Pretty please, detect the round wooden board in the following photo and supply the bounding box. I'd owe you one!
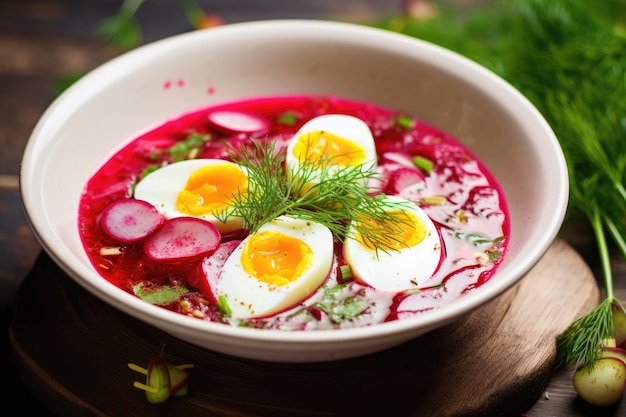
[10,239,599,417]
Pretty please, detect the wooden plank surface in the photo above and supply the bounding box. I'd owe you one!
[9,239,599,417]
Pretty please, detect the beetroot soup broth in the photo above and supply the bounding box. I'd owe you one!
[78,95,510,330]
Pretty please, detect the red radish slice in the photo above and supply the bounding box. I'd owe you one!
[384,167,425,195]
[99,199,165,243]
[198,239,241,301]
[602,346,626,364]
[380,152,417,168]
[144,217,221,262]
[207,110,270,136]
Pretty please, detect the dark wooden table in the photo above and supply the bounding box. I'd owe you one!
[2,1,625,416]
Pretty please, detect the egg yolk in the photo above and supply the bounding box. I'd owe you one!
[355,210,426,252]
[241,231,314,286]
[176,163,247,216]
[292,130,366,166]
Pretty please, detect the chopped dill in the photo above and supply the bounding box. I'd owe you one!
[168,131,211,161]
[277,111,300,126]
[217,294,232,317]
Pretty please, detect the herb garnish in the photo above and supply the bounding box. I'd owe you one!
[133,283,188,305]
[277,111,301,126]
[167,131,211,162]
[315,284,370,323]
[219,139,414,250]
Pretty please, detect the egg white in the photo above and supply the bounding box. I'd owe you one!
[343,196,443,293]
[285,114,378,191]
[216,216,334,319]
[133,159,246,233]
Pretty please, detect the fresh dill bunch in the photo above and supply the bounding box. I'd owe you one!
[220,139,413,249]
[497,0,626,368]
[375,0,626,369]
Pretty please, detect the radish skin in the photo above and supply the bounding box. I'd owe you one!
[144,217,221,262]
[198,240,240,301]
[384,167,425,195]
[601,347,626,365]
[573,357,626,406]
[207,110,270,136]
[100,199,165,243]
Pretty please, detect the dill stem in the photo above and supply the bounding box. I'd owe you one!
[591,204,615,301]
[616,182,626,204]
[606,217,626,267]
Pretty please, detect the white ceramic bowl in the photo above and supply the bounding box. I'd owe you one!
[20,20,568,362]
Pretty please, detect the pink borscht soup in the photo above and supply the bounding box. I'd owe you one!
[78,95,509,330]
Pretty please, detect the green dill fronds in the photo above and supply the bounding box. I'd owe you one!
[555,298,614,370]
[219,139,414,249]
[375,0,626,371]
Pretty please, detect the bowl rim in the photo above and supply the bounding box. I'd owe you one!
[20,19,569,347]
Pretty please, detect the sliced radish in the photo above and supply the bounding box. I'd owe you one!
[602,347,626,364]
[144,217,221,262]
[198,239,241,301]
[380,152,417,168]
[99,199,165,243]
[384,167,425,195]
[573,357,626,406]
[206,110,270,136]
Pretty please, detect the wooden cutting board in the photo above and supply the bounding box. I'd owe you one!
[9,239,599,417]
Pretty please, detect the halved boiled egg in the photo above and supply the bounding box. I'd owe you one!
[133,159,247,234]
[216,216,333,319]
[343,196,443,292]
[285,114,377,191]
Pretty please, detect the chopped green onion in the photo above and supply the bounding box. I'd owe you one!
[168,131,211,161]
[218,294,232,316]
[277,111,300,126]
[184,131,211,147]
[413,155,434,173]
[133,283,188,305]
[140,165,159,180]
[339,264,353,282]
[395,115,415,129]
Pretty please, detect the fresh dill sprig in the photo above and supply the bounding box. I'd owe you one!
[555,204,619,370]
[555,299,614,370]
[219,139,413,249]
